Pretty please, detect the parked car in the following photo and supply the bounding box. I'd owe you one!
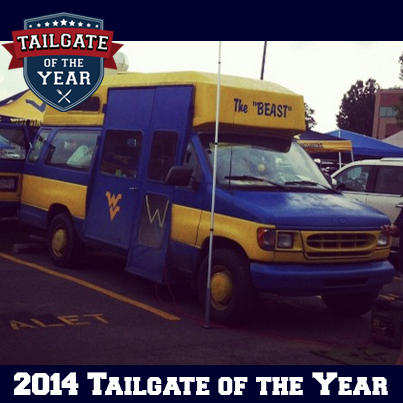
[332,158,403,263]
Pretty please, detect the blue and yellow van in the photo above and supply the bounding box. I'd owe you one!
[0,89,44,217]
[0,122,36,217]
[18,71,395,323]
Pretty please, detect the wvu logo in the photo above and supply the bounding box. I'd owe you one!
[105,191,122,221]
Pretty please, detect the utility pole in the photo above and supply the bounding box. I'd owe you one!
[260,41,267,80]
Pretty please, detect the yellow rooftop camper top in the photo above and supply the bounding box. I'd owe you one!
[43,71,305,133]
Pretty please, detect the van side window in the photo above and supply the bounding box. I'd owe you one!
[100,130,142,178]
[28,129,51,162]
[335,165,370,191]
[374,166,403,195]
[45,130,99,170]
[0,126,27,160]
[147,131,178,182]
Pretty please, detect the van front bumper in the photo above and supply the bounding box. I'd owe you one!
[250,260,395,296]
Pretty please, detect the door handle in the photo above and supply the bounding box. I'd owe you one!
[129,187,138,191]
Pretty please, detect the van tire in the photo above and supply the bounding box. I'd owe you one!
[321,291,378,317]
[47,213,81,268]
[197,249,257,324]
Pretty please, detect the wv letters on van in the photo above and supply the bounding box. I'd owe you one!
[3,12,123,112]
[105,191,122,221]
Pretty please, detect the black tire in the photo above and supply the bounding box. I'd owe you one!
[321,291,379,317]
[47,213,81,268]
[197,248,257,324]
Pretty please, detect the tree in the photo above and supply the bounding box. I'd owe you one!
[336,78,379,136]
[394,98,403,129]
[393,51,403,129]
[399,51,403,81]
[304,103,317,131]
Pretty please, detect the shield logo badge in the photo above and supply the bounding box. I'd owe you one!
[4,12,122,112]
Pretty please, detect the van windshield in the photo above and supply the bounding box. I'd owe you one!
[200,132,331,190]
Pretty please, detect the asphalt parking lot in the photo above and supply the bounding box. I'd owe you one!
[1,218,402,365]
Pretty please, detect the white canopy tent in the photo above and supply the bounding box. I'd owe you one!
[382,130,403,147]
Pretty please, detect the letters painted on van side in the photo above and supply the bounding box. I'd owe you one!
[105,191,122,221]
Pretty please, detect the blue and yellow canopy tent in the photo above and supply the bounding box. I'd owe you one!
[296,130,354,168]
[326,129,403,159]
[297,130,353,154]
[0,89,45,126]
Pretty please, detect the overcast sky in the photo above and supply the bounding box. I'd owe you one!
[1,41,402,133]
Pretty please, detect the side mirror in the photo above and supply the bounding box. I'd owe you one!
[336,182,346,191]
[165,166,193,186]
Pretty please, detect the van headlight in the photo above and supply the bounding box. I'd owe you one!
[377,232,389,247]
[257,229,295,251]
[277,232,294,249]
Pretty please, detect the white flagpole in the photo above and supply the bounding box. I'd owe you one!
[204,41,221,329]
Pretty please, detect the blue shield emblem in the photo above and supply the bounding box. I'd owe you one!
[22,13,105,112]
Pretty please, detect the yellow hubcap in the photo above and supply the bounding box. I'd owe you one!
[52,228,67,257]
[211,269,233,310]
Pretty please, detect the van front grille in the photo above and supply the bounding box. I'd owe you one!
[304,232,376,260]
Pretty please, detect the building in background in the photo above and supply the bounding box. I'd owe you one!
[372,88,403,140]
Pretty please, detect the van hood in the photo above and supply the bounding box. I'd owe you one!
[222,190,390,230]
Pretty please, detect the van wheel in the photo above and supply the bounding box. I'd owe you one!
[47,213,81,268]
[197,249,257,324]
[321,291,378,317]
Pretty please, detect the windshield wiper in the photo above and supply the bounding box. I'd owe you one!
[285,180,333,191]
[224,175,289,190]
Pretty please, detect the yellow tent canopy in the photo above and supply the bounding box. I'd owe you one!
[297,139,353,153]
[0,90,45,126]
[295,130,353,154]
[295,131,354,170]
